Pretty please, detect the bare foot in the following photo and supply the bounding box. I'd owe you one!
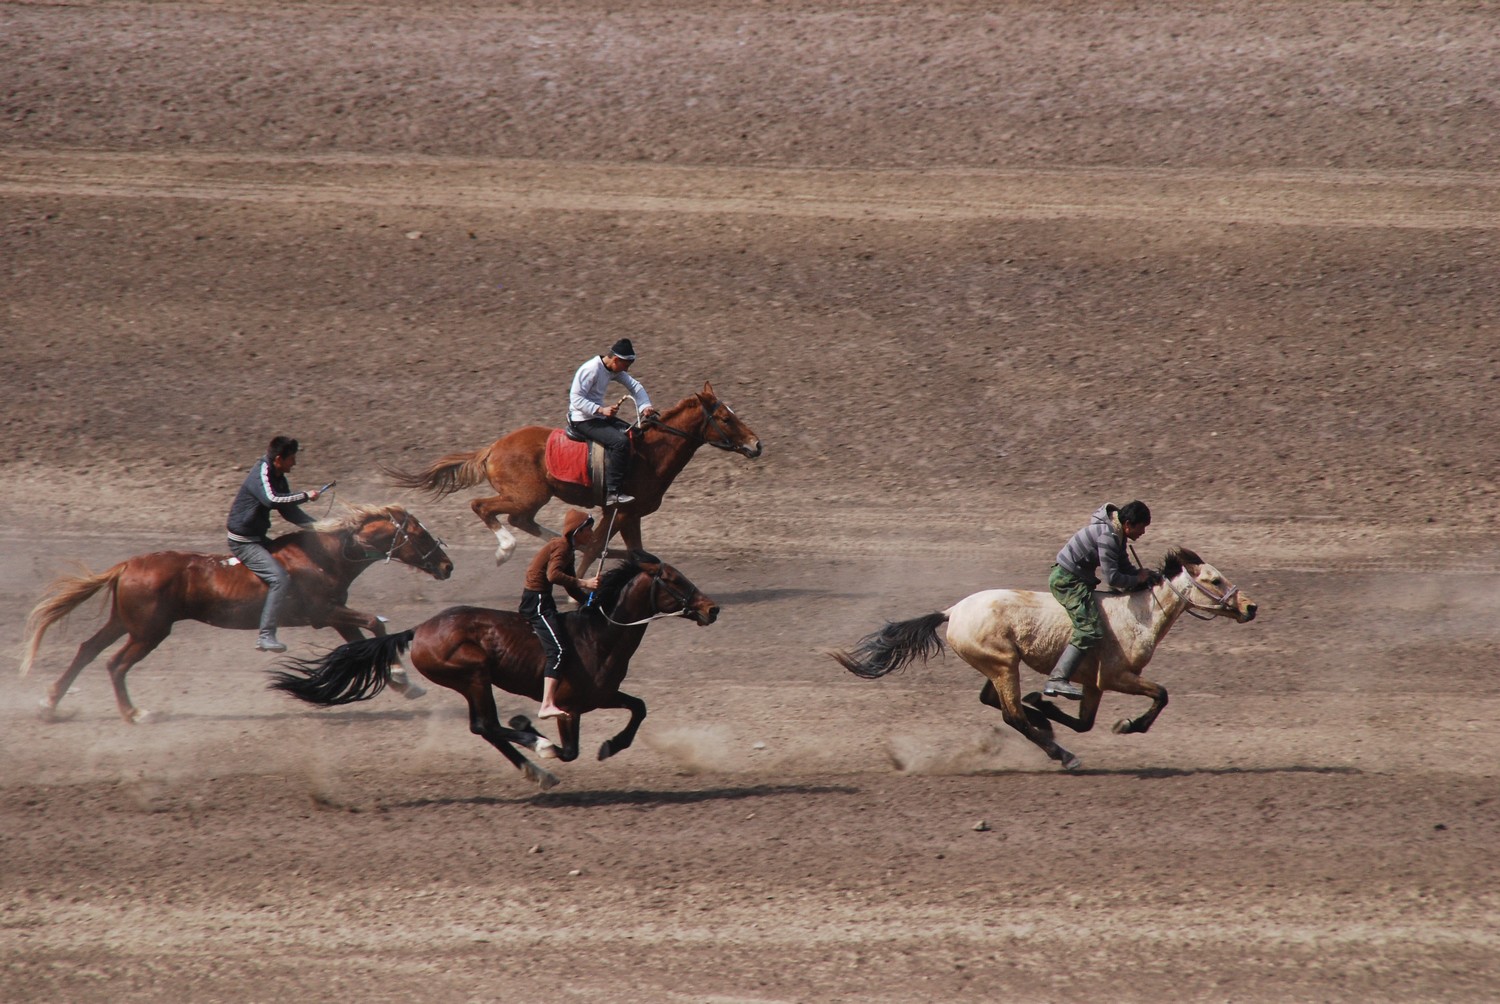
[537,705,570,720]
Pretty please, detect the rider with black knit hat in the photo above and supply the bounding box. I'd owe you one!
[1043,500,1162,700]
[567,338,658,506]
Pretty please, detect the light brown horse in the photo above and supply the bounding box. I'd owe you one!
[21,504,454,723]
[831,546,1258,771]
[384,382,761,567]
[269,551,719,791]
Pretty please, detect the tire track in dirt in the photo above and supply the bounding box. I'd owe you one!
[4,150,1499,230]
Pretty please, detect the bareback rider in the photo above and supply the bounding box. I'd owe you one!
[567,338,658,506]
[226,435,324,653]
[520,509,600,720]
[1043,499,1161,700]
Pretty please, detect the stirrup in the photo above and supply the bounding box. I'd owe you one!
[1043,678,1084,700]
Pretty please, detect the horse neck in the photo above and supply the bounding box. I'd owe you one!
[640,403,705,482]
[305,524,378,586]
[571,606,649,684]
[1105,583,1186,658]
[1143,578,1191,644]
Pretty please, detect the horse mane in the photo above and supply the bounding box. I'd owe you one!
[307,503,406,534]
[592,550,661,612]
[1161,546,1203,579]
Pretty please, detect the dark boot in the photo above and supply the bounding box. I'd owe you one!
[1043,644,1088,700]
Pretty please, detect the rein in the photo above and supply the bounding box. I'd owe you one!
[640,399,740,452]
[598,571,696,627]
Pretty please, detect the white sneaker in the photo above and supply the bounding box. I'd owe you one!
[605,492,635,505]
[256,635,288,653]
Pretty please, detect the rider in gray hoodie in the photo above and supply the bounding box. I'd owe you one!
[1044,500,1160,699]
[226,436,324,653]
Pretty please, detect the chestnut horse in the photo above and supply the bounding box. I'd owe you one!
[830,546,1258,771]
[269,552,719,790]
[384,382,761,567]
[21,504,454,723]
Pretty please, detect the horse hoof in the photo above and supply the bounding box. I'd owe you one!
[1060,753,1083,772]
[36,700,59,723]
[535,737,560,760]
[127,708,154,725]
[597,740,614,761]
[400,683,427,701]
[525,763,561,790]
[508,714,533,732]
[1112,719,1132,735]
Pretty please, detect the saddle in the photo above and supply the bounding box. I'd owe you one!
[545,429,609,506]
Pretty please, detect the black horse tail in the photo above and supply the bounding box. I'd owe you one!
[829,612,949,679]
[267,629,415,705]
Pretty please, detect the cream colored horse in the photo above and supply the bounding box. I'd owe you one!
[831,546,1258,771]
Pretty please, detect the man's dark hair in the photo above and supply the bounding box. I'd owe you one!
[1119,500,1151,526]
[267,436,300,461]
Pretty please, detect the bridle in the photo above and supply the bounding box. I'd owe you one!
[345,511,446,569]
[640,398,744,453]
[599,569,699,626]
[1168,573,1242,620]
[1132,543,1240,621]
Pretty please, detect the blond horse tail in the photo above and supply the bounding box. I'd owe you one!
[382,446,492,498]
[20,563,126,677]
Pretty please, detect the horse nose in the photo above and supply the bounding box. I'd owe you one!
[746,441,762,458]
[702,603,720,624]
[437,561,454,580]
[1242,603,1257,622]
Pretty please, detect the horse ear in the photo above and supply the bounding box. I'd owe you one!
[701,380,714,397]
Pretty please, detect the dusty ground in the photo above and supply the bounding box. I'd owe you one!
[4,1,1500,1001]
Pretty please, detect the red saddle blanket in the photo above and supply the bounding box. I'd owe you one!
[545,429,592,487]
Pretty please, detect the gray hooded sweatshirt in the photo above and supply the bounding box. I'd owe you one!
[1055,503,1144,591]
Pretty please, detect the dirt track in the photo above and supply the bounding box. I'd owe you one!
[4,2,1500,1001]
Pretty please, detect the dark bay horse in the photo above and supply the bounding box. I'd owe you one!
[269,552,719,791]
[383,382,761,567]
[830,547,1258,771]
[21,504,454,723]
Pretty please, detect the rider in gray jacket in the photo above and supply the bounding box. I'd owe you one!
[1044,500,1159,699]
[226,436,324,653]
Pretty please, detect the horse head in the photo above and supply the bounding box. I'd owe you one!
[597,551,720,626]
[352,505,455,580]
[1162,546,1257,622]
[692,381,762,458]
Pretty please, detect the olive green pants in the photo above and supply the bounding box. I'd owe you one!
[1049,564,1104,651]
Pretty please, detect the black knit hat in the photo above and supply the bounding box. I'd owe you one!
[608,338,636,360]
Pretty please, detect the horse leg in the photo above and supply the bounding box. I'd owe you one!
[1106,671,1169,735]
[982,680,1053,739]
[39,619,127,721]
[962,654,1082,771]
[104,630,170,724]
[613,513,643,557]
[470,496,524,565]
[593,692,647,760]
[459,677,559,790]
[1021,689,1102,735]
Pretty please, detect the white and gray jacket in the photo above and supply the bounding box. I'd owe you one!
[568,355,653,424]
